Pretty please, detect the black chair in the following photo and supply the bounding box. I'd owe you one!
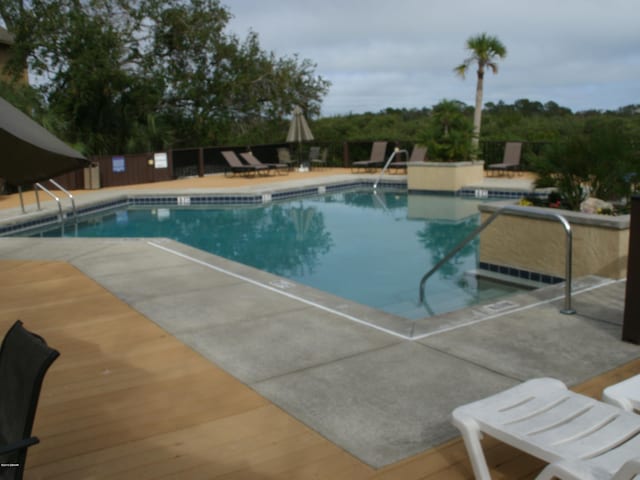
[0,320,59,480]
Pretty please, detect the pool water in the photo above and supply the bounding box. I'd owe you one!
[34,190,523,319]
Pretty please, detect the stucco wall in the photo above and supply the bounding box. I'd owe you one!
[479,203,630,280]
[407,161,485,192]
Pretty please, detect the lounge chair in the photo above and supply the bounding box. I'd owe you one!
[452,377,640,480]
[240,152,288,175]
[1,320,59,479]
[221,150,268,177]
[309,146,328,170]
[487,141,522,176]
[351,141,388,172]
[389,145,427,172]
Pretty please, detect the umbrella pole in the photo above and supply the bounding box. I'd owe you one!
[18,186,25,213]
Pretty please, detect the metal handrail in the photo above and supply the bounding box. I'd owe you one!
[48,178,77,219]
[419,205,576,315]
[373,148,409,190]
[34,183,63,222]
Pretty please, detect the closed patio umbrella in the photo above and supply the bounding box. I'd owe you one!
[0,96,88,186]
[286,105,314,166]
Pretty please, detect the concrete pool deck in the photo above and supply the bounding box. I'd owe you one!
[1,170,639,469]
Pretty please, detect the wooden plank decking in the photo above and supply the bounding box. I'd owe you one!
[2,258,640,479]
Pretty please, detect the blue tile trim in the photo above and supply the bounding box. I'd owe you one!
[407,189,457,196]
[478,261,564,284]
[0,214,61,235]
[458,188,548,199]
[409,188,547,199]
[77,198,129,214]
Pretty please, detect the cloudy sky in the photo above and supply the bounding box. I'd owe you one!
[225,0,639,117]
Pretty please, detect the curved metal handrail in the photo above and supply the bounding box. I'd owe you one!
[419,204,575,315]
[373,148,409,190]
[34,182,63,221]
[48,178,77,219]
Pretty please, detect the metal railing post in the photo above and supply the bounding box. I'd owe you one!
[18,186,26,213]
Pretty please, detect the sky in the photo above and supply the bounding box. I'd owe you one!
[224,0,640,117]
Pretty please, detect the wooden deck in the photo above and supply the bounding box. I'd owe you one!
[2,258,640,479]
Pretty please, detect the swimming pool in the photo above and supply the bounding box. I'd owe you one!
[29,189,525,320]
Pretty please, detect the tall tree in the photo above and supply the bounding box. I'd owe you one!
[454,32,507,154]
[0,0,330,153]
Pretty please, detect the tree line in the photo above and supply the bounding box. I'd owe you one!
[313,101,640,146]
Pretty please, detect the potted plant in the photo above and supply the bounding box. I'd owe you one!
[408,99,484,192]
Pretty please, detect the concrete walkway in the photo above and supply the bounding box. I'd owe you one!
[1,171,638,468]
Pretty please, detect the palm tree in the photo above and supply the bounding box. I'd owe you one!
[454,33,507,155]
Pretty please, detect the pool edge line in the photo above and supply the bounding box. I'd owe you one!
[146,240,413,341]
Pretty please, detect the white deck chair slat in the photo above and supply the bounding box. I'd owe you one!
[495,395,605,436]
[531,406,630,447]
[553,412,640,459]
[583,432,640,476]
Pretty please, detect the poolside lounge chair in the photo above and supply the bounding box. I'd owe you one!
[242,151,289,175]
[221,150,268,177]
[1,320,59,480]
[487,141,522,176]
[240,152,288,175]
[389,145,427,173]
[351,141,388,172]
[452,377,640,480]
[309,146,328,170]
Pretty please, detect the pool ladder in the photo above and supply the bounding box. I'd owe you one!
[32,179,77,224]
[419,205,576,315]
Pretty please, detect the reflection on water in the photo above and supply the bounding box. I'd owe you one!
[32,190,521,320]
[417,217,478,279]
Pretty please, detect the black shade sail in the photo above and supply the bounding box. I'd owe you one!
[0,96,88,185]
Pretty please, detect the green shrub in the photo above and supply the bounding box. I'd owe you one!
[420,99,475,161]
[532,118,639,210]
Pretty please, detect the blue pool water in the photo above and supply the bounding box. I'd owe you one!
[33,190,523,319]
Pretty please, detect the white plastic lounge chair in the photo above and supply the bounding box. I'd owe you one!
[603,374,640,411]
[452,377,640,480]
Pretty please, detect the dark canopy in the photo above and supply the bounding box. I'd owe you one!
[0,97,88,185]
